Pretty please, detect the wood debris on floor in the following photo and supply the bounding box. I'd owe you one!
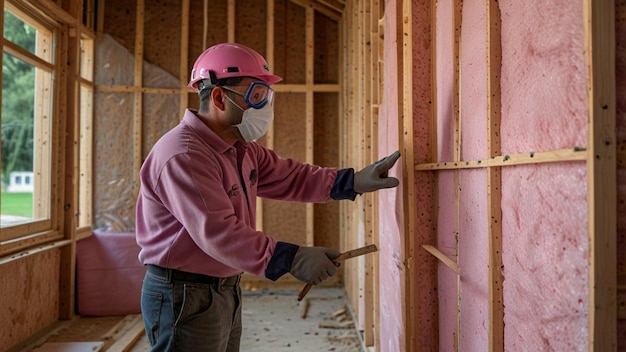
[10,287,362,352]
[240,287,362,351]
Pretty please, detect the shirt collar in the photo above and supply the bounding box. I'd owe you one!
[182,109,234,154]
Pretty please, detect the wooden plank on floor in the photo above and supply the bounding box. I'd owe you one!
[106,315,145,352]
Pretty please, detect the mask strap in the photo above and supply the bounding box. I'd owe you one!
[225,93,246,112]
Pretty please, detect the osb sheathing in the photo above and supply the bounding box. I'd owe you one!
[263,93,307,245]
[274,1,306,84]
[314,13,340,84]
[94,0,340,253]
[314,93,340,249]
[0,249,60,348]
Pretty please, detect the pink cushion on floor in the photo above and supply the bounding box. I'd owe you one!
[76,231,145,316]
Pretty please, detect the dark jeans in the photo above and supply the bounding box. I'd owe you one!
[141,265,242,352]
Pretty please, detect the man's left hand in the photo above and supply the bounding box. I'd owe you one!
[354,150,401,193]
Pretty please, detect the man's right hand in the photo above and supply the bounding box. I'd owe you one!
[289,247,341,285]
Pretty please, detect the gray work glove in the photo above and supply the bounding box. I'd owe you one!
[290,247,341,285]
[354,151,401,194]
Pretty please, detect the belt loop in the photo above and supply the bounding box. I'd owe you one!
[166,267,173,283]
[218,277,226,291]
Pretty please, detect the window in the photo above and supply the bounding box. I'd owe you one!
[1,3,57,239]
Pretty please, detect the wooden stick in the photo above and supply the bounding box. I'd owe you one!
[297,244,378,301]
[299,298,310,319]
[421,245,460,274]
[414,147,587,171]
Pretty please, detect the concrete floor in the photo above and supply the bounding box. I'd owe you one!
[239,287,362,352]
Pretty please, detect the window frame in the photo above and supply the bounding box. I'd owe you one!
[1,1,64,254]
[76,32,94,237]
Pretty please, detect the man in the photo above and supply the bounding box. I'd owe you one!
[136,42,400,351]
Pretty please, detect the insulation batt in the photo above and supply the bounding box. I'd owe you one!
[434,0,590,350]
[500,1,589,349]
[500,2,587,153]
[502,163,588,351]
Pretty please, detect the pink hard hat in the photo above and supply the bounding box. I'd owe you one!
[188,43,282,90]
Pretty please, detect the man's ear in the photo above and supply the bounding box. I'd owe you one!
[211,87,227,111]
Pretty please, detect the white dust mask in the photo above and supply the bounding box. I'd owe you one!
[227,95,274,142]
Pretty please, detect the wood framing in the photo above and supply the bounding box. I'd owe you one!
[453,1,462,348]
[363,0,381,346]
[59,0,82,319]
[289,0,342,21]
[415,0,618,351]
[305,6,314,246]
[486,0,504,350]
[415,147,587,170]
[5,0,620,350]
[399,0,416,350]
[179,0,190,119]
[339,5,391,348]
[0,3,92,337]
[94,0,342,270]
[584,0,617,350]
[132,0,144,202]
[370,1,383,348]
[422,245,460,274]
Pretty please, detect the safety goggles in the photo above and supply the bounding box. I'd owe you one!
[221,81,274,109]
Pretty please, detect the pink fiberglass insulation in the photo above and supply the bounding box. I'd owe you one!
[435,3,457,348]
[378,178,405,352]
[436,1,491,350]
[501,162,588,351]
[500,2,589,348]
[457,2,490,349]
[378,0,405,350]
[460,0,488,161]
[437,171,458,352]
[458,169,489,351]
[436,0,456,162]
[500,1,587,154]
[455,1,491,349]
[435,170,490,351]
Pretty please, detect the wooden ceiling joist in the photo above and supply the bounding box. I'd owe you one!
[289,0,342,21]
[316,0,345,13]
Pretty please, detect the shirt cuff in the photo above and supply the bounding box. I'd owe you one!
[265,242,299,281]
[330,168,358,201]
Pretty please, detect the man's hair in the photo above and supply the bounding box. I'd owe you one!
[198,76,245,113]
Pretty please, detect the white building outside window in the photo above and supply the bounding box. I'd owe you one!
[7,171,34,193]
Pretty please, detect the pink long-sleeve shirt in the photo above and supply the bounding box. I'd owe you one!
[136,109,348,278]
